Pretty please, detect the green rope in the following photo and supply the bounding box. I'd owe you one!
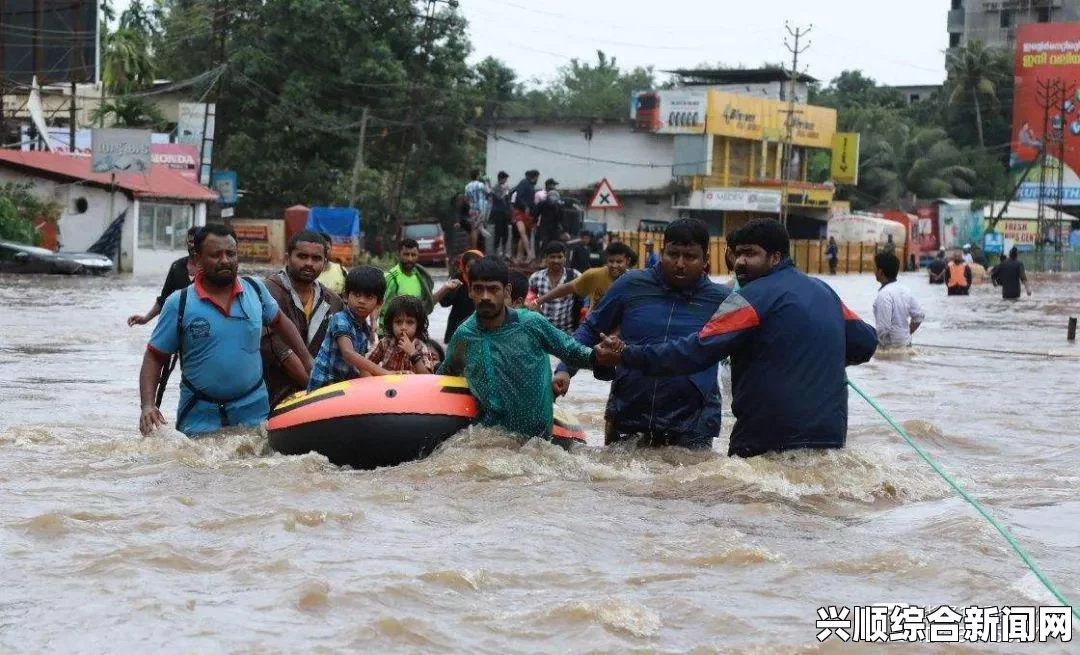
[847,376,1080,621]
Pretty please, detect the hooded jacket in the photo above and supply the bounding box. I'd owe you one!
[556,265,730,447]
[620,260,878,457]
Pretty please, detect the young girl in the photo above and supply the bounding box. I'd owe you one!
[369,295,441,374]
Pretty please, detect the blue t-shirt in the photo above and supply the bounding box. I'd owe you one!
[307,310,370,391]
[149,276,280,436]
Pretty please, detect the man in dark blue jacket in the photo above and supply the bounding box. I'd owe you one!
[596,218,877,458]
[553,218,730,450]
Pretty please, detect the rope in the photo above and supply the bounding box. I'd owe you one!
[847,376,1080,621]
[914,342,1080,359]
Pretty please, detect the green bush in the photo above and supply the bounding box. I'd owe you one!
[0,182,61,245]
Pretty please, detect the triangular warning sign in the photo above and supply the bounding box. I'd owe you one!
[589,178,622,210]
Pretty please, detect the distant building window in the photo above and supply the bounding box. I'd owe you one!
[910,94,921,103]
[1000,11,1012,28]
[138,203,194,250]
[1037,7,1051,22]
[949,33,961,48]
[951,0,962,9]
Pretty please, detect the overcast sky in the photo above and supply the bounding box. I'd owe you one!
[461,0,947,87]
[118,0,948,87]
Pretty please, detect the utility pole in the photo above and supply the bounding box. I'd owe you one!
[349,107,369,209]
[1034,77,1064,269]
[779,22,811,227]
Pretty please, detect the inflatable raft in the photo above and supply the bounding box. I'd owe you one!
[267,375,585,469]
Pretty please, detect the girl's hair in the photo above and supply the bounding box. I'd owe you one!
[381,295,428,340]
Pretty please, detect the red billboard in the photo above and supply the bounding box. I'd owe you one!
[1011,23,1080,205]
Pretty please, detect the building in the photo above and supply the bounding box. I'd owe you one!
[887,84,943,104]
[485,118,678,231]
[947,0,1080,54]
[664,68,816,103]
[0,150,217,274]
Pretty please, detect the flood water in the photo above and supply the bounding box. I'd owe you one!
[1,268,1078,653]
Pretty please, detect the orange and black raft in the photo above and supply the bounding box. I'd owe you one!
[267,374,586,469]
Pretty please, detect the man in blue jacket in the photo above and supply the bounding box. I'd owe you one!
[596,218,878,458]
[553,218,730,450]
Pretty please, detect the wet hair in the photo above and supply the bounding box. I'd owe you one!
[468,256,509,285]
[662,218,710,254]
[193,223,236,253]
[729,218,790,258]
[509,270,529,303]
[1009,246,1019,259]
[186,226,199,239]
[288,229,330,255]
[526,169,539,179]
[497,170,509,180]
[344,265,387,298]
[874,252,900,280]
[605,242,635,261]
[999,254,1008,263]
[382,294,428,341]
[543,241,566,256]
[470,168,481,180]
[399,238,419,251]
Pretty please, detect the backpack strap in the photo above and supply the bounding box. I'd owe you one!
[176,285,189,360]
[242,275,264,302]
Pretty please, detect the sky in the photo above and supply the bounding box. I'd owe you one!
[459,0,948,87]
[114,0,949,87]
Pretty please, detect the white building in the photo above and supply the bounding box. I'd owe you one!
[0,150,217,274]
[485,119,678,231]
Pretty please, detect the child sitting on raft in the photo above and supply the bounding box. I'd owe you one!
[369,295,441,374]
[308,266,390,391]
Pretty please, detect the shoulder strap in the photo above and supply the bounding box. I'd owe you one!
[242,275,264,301]
[176,285,189,359]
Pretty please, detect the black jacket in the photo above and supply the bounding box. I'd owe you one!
[439,275,475,343]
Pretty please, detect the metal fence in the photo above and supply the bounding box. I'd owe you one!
[1017,250,1080,273]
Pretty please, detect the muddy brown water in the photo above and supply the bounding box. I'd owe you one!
[1,270,1078,653]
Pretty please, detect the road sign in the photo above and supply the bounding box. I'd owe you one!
[831,132,860,185]
[589,178,622,210]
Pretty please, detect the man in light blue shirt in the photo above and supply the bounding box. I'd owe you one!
[138,224,313,437]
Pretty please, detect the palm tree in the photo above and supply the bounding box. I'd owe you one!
[946,40,999,149]
[102,28,155,94]
[849,107,976,207]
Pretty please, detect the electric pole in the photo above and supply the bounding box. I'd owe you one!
[349,107,369,209]
[780,22,811,227]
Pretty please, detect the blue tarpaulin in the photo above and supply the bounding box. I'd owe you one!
[307,207,360,239]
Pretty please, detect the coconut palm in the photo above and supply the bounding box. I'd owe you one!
[946,40,999,149]
[102,28,155,94]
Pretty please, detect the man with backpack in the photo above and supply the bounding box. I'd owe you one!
[138,224,313,437]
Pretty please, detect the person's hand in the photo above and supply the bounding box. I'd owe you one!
[594,333,624,367]
[552,371,571,397]
[526,299,541,311]
[139,404,166,436]
[128,314,150,327]
[398,331,416,355]
[444,279,462,291]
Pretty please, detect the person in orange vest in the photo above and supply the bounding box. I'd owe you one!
[946,250,973,296]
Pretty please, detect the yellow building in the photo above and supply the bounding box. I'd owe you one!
[674,89,838,238]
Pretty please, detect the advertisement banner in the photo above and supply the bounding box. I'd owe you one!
[706,91,836,148]
[1011,23,1080,204]
[831,132,860,184]
[178,102,216,185]
[211,170,238,205]
[631,89,707,134]
[702,187,781,213]
[988,219,1041,246]
[91,128,152,173]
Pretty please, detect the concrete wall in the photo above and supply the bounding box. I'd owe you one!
[951,1,1080,52]
[706,81,810,103]
[486,123,675,193]
[583,194,679,232]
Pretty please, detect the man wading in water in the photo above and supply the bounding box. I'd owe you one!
[260,230,344,407]
[128,226,200,326]
[596,219,878,458]
[138,224,313,437]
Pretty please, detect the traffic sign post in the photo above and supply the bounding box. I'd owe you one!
[589,178,622,211]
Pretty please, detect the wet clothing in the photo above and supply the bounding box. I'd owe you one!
[260,271,343,407]
[567,242,592,273]
[995,259,1027,299]
[381,264,435,330]
[557,266,730,450]
[148,274,281,437]
[307,310,371,391]
[620,260,878,458]
[946,261,972,296]
[439,275,475,343]
[927,259,947,284]
[369,337,441,373]
[873,280,924,348]
[156,256,196,308]
[438,308,595,440]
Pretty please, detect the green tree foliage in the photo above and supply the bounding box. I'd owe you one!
[504,50,654,119]
[0,182,62,244]
[946,40,1004,149]
[95,0,163,129]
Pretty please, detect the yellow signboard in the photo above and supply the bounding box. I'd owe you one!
[786,187,835,208]
[830,132,860,185]
[706,91,837,148]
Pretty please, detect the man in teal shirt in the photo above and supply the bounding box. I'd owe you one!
[438,257,599,441]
